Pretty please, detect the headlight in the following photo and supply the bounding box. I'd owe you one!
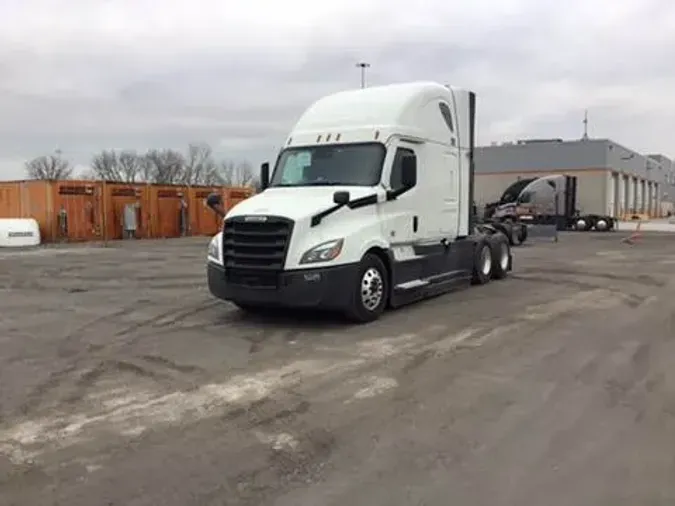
[207,235,220,260]
[299,238,344,264]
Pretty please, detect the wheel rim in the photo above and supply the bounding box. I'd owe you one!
[480,246,492,276]
[499,242,509,270]
[576,219,586,229]
[361,267,384,311]
[596,219,607,230]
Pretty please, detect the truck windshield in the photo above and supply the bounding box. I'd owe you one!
[269,142,385,187]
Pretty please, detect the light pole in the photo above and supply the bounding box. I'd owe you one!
[356,62,370,89]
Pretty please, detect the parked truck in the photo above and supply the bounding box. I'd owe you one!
[484,174,615,232]
[205,81,514,322]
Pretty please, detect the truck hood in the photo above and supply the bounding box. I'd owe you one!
[226,186,378,221]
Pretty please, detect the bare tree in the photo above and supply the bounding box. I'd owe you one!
[25,151,73,180]
[143,149,185,184]
[183,143,222,185]
[235,160,257,187]
[90,150,121,181]
[90,150,141,182]
[218,160,257,187]
[118,150,141,182]
[138,153,154,182]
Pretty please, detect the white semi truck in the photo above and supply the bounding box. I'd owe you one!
[206,81,513,322]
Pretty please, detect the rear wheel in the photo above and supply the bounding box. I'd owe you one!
[595,217,609,231]
[471,241,493,285]
[344,253,388,323]
[575,217,592,231]
[490,235,511,280]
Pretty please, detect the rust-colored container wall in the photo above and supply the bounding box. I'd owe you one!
[22,181,53,240]
[0,183,21,217]
[51,181,102,242]
[148,185,189,238]
[227,187,255,212]
[189,187,225,237]
[0,181,54,240]
[0,180,254,243]
[103,183,151,240]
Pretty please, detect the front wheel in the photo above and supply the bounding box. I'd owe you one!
[344,253,388,323]
[233,302,271,315]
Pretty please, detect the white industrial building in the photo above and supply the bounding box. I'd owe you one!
[474,138,675,218]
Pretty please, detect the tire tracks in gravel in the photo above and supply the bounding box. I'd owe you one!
[18,298,220,418]
[0,282,655,469]
[510,267,665,309]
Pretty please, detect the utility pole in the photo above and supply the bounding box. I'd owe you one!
[356,62,370,89]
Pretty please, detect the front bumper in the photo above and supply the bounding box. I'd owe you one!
[207,261,359,310]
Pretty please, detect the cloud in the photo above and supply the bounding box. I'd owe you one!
[1,0,674,180]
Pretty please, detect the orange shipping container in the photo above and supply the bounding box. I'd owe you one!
[188,186,226,236]
[0,180,55,242]
[102,183,150,240]
[51,181,102,242]
[148,185,189,238]
[1,179,251,243]
[226,186,255,212]
[22,181,53,241]
[0,182,21,218]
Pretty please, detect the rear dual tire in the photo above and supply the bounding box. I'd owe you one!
[472,235,511,285]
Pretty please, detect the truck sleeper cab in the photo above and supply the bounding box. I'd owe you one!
[206,81,513,322]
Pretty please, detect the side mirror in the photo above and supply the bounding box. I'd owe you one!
[401,156,417,188]
[260,162,270,191]
[333,191,350,206]
[205,192,226,218]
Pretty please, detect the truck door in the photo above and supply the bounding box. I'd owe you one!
[380,142,421,252]
[436,100,461,238]
[439,149,460,238]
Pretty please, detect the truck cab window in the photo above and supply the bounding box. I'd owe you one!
[270,143,385,187]
[518,191,533,204]
[438,102,454,133]
[390,147,416,191]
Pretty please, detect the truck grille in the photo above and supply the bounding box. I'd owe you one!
[222,216,294,287]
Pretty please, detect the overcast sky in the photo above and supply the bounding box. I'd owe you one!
[1,0,674,180]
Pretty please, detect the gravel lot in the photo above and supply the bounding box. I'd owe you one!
[1,231,674,505]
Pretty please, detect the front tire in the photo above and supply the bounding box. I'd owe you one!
[344,253,388,323]
[233,302,270,315]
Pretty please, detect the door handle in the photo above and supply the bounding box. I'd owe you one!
[413,216,418,232]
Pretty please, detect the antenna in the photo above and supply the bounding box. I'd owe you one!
[582,109,589,140]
